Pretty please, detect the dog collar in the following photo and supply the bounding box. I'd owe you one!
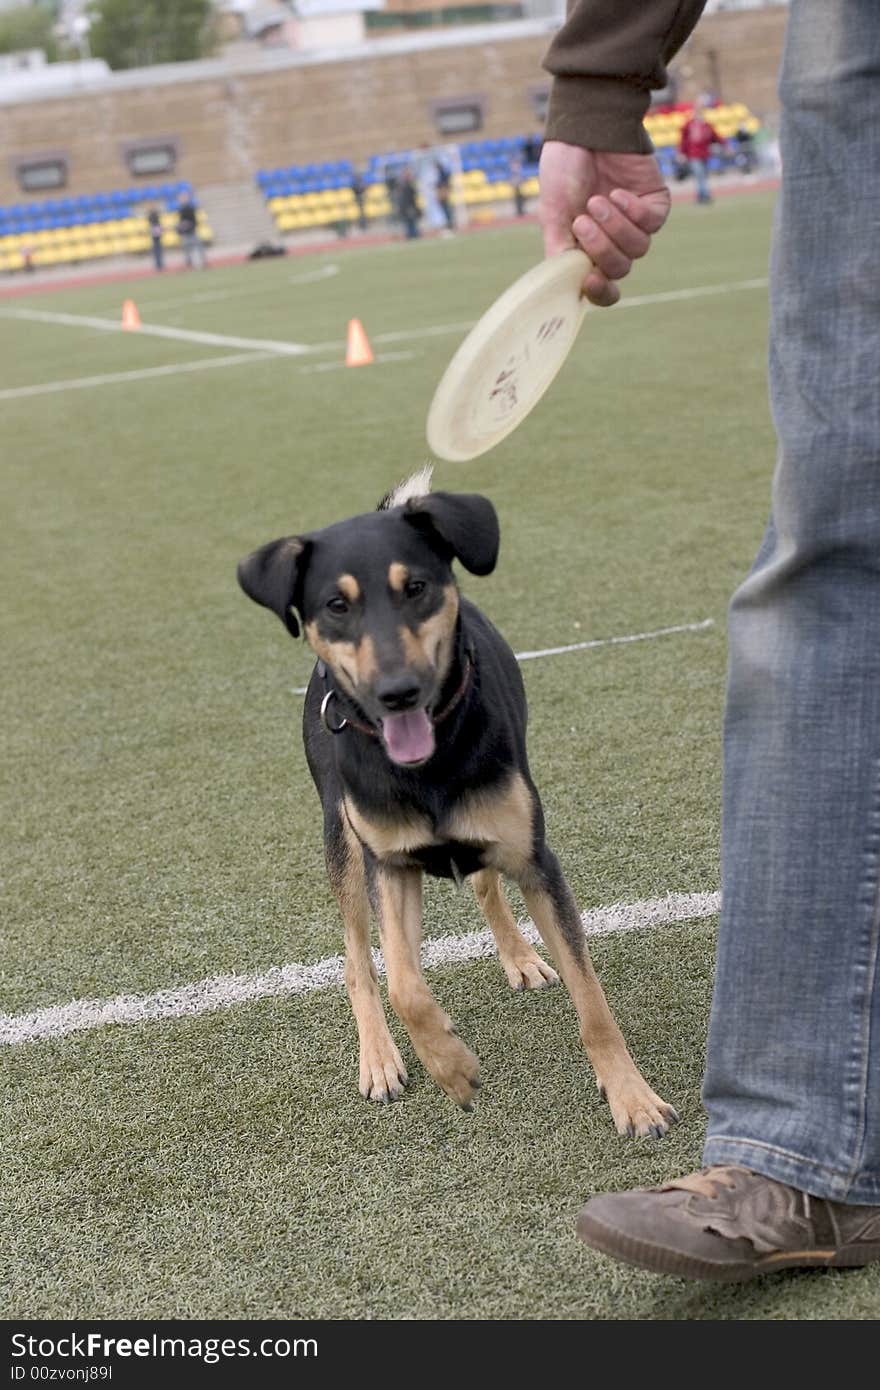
[318,655,473,740]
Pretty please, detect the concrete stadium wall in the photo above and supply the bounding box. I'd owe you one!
[0,7,787,204]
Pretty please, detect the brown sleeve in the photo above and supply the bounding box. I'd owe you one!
[543,0,708,153]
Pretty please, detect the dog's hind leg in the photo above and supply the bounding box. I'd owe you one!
[518,848,679,1139]
[471,868,559,991]
[327,807,408,1103]
[369,860,481,1109]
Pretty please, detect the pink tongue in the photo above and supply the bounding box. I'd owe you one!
[380,709,435,765]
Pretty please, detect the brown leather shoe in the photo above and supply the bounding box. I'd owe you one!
[576,1166,880,1281]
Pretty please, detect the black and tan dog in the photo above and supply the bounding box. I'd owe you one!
[238,471,677,1137]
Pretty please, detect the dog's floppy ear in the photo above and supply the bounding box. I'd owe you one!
[404,491,499,576]
[237,536,310,637]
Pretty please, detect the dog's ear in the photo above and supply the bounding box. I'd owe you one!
[404,491,499,576]
[237,536,310,637]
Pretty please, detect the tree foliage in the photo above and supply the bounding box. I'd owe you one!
[0,5,58,60]
[86,0,216,71]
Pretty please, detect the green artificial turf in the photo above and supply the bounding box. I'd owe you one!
[3,192,878,1319]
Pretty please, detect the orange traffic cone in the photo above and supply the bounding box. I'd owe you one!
[121,298,141,331]
[345,318,374,367]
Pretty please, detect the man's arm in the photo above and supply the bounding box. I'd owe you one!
[539,0,707,305]
[544,0,707,153]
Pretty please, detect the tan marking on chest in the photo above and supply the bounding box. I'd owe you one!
[344,797,433,859]
[444,772,534,875]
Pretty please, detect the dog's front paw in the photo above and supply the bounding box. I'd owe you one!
[358,1029,409,1104]
[499,947,560,992]
[598,1072,680,1140]
[414,1021,481,1110]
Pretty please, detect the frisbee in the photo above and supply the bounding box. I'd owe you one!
[426,248,590,462]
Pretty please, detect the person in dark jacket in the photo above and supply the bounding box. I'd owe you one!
[395,168,421,240]
[147,208,163,271]
[176,198,206,269]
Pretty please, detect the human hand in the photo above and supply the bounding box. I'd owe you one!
[538,140,672,306]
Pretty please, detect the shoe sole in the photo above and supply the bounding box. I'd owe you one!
[577,1210,880,1283]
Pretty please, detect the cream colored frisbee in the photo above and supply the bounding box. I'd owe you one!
[427,248,590,462]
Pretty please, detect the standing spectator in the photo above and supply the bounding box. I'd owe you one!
[395,168,421,240]
[176,196,206,269]
[511,158,527,218]
[147,208,164,271]
[679,102,722,204]
[350,168,368,233]
[435,160,456,232]
[523,133,543,167]
[733,124,757,175]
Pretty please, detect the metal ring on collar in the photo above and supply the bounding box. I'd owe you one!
[320,688,348,735]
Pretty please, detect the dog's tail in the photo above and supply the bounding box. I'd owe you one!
[377,465,434,511]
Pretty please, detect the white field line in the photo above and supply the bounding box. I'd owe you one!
[298,349,417,374]
[0,892,720,1048]
[0,305,312,356]
[515,617,715,662]
[0,351,277,402]
[143,262,340,311]
[617,277,768,310]
[302,278,769,355]
[0,277,769,401]
[306,320,477,354]
[289,617,715,694]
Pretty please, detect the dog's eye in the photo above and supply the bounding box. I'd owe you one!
[404,579,427,600]
[327,595,349,616]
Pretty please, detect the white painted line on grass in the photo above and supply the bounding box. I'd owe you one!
[0,305,312,356]
[305,320,476,354]
[301,279,769,356]
[0,278,769,394]
[0,891,720,1047]
[142,263,341,311]
[287,263,340,286]
[298,349,418,374]
[289,617,715,694]
[515,617,715,662]
[0,351,276,402]
[617,277,768,311]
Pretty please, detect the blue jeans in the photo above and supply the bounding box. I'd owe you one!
[702,0,880,1203]
[689,157,712,203]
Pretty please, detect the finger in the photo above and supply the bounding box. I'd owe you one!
[585,196,652,261]
[582,266,620,309]
[608,187,671,236]
[572,213,634,282]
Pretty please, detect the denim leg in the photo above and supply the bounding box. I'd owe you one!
[692,158,711,203]
[702,0,880,1202]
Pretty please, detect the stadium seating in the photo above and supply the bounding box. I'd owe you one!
[0,99,761,272]
[255,102,761,239]
[0,180,214,272]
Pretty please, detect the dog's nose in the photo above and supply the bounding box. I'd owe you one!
[376,676,422,711]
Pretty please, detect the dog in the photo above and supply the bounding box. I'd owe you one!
[237,471,676,1137]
